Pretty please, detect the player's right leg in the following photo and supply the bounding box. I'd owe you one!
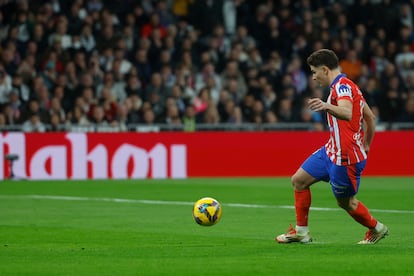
[276,148,329,243]
[275,168,316,243]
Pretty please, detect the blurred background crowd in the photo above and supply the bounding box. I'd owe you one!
[0,0,414,132]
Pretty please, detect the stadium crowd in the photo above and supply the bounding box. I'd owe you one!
[0,0,413,132]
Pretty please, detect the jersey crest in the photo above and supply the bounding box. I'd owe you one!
[337,84,352,97]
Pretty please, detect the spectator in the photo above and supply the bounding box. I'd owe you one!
[164,99,182,126]
[68,105,90,127]
[232,25,256,53]
[1,0,414,131]
[262,15,284,59]
[170,84,186,114]
[19,99,48,124]
[137,108,160,132]
[193,87,211,122]
[11,74,30,105]
[141,12,167,39]
[144,72,170,102]
[379,88,404,123]
[250,99,265,124]
[203,102,220,124]
[261,84,277,112]
[361,77,381,119]
[120,24,135,55]
[125,95,142,124]
[101,87,119,123]
[0,65,12,104]
[48,17,72,50]
[96,71,126,103]
[240,93,255,122]
[228,104,243,125]
[21,112,46,132]
[369,44,390,78]
[48,113,63,132]
[339,49,363,82]
[115,102,129,131]
[35,87,51,116]
[147,91,165,122]
[286,55,308,95]
[399,3,414,29]
[78,87,95,117]
[125,73,143,98]
[265,110,278,124]
[16,54,37,84]
[249,4,270,51]
[1,42,20,76]
[63,61,79,92]
[96,24,118,52]
[172,0,192,19]
[133,48,152,85]
[0,10,9,42]
[49,96,66,123]
[31,23,49,55]
[160,64,176,89]
[40,53,58,90]
[90,104,109,130]
[299,106,324,131]
[210,24,232,58]
[5,91,21,123]
[222,0,237,36]
[220,60,247,101]
[73,50,88,74]
[182,105,196,131]
[397,92,414,122]
[0,112,6,129]
[67,1,85,35]
[246,47,263,70]
[110,47,133,76]
[195,62,221,98]
[276,98,294,122]
[395,43,414,82]
[189,0,224,37]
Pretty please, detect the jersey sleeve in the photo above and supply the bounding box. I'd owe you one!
[335,82,353,103]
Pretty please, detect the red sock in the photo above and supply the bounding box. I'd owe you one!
[347,201,377,229]
[295,189,311,226]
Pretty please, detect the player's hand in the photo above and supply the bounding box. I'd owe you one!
[308,98,326,111]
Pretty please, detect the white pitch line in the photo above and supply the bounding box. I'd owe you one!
[0,195,414,214]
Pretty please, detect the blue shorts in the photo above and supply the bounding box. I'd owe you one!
[301,147,366,198]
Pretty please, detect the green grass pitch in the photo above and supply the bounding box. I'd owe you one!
[0,177,413,275]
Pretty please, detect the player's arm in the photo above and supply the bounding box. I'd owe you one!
[362,102,376,153]
[308,98,352,121]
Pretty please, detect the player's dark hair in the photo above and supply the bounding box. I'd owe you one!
[307,49,339,69]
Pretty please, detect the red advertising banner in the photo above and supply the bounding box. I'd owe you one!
[1,131,413,180]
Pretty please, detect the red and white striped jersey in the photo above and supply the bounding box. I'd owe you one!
[325,73,367,165]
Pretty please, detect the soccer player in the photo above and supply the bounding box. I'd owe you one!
[276,49,388,244]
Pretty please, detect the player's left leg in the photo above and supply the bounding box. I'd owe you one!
[337,196,388,244]
[331,162,388,244]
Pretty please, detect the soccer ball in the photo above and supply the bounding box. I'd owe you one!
[193,197,222,226]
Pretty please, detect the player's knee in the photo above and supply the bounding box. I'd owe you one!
[337,198,358,211]
[336,200,348,210]
[291,173,307,190]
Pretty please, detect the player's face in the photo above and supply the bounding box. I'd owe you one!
[309,65,329,87]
